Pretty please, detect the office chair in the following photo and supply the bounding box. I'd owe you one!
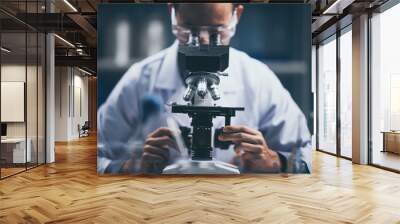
[79,121,90,138]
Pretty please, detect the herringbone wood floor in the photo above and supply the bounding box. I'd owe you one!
[1,135,400,224]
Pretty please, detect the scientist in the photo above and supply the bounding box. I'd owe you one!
[98,3,311,174]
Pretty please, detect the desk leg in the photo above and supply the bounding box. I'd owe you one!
[382,133,386,153]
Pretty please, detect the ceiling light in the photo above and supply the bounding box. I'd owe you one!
[78,67,93,76]
[54,34,75,48]
[63,0,78,12]
[1,47,11,53]
[322,0,351,15]
[76,48,86,56]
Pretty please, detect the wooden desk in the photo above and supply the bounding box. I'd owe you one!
[382,131,400,154]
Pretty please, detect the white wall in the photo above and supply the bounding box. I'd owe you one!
[1,65,26,138]
[1,65,40,138]
[55,67,69,141]
[55,67,89,141]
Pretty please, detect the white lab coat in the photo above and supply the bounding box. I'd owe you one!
[98,42,311,174]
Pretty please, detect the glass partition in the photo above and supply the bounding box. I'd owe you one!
[339,28,352,158]
[317,36,337,155]
[0,1,46,179]
[1,30,28,177]
[370,3,400,171]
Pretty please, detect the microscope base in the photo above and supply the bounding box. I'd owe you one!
[163,160,240,174]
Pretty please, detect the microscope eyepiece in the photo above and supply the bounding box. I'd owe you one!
[188,34,200,46]
[210,33,222,46]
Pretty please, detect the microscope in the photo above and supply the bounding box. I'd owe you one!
[163,35,244,174]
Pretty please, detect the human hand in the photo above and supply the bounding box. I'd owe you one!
[140,127,179,174]
[218,125,281,173]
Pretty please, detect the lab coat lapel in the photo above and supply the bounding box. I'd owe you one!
[154,41,182,91]
[218,47,244,107]
[153,42,189,126]
[165,86,191,127]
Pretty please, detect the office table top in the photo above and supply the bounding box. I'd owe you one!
[1,138,28,143]
[381,131,400,134]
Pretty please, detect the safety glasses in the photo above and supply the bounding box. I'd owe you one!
[171,7,238,46]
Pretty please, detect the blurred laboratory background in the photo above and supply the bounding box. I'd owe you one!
[97,4,313,132]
